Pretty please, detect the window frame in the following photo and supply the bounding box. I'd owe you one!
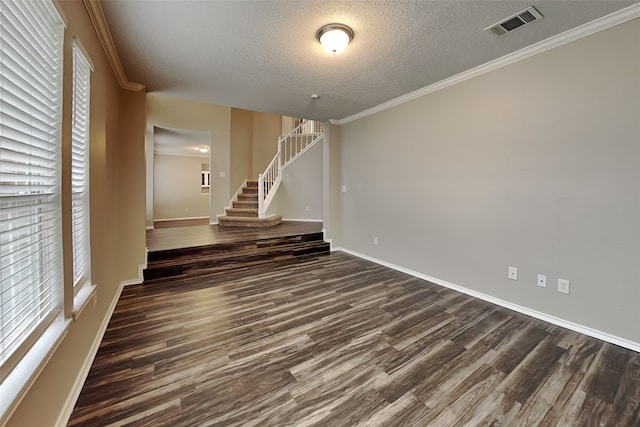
[0,0,75,422]
[70,38,93,296]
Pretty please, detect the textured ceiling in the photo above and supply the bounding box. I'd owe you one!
[100,0,637,122]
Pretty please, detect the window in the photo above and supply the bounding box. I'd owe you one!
[0,0,64,382]
[71,40,92,293]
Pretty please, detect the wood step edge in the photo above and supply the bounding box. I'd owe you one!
[146,240,330,269]
[147,231,325,261]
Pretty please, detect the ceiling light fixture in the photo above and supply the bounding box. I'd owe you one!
[198,147,209,153]
[316,23,353,55]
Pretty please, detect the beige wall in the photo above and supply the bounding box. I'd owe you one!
[154,154,210,220]
[230,108,253,191]
[229,107,281,191]
[146,94,231,223]
[6,1,147,426]
[333,19,640,344]
[251,111,281,177]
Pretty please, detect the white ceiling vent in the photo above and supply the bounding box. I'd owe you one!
[485,6,544,37]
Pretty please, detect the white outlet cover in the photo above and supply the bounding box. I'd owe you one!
[508,266,518,280]
[341,185,347,193]
[373,237,379,245]
[537,274,547,288]
[558,279,570,294]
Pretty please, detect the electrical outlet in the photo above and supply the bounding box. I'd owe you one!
[305,205,310,212]
[558,279,570,294]
[373,236,379,245]
[341,185,347,193]
[537,274,547,288]
[508,266,518,281]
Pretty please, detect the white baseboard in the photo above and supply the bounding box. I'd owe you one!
[283,218,323,223]
[321,228,333,251]
[55,280,126,427]
[153,216,209,222]
[336,248,640,353]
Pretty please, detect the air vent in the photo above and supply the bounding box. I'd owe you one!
[485,6,544,37]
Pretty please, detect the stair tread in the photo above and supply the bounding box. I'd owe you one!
[218,215,282,228]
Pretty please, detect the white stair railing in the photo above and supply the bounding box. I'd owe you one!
[257,119,324,218]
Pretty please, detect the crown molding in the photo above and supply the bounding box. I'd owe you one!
[82,0,145,92]
[330,3,640,126]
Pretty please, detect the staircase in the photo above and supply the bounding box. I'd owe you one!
[143,230,329,282]
[218,119,324,228]
[218,180,282,227]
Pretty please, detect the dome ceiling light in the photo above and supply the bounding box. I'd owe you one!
[316,23,354,55]
[198,147,209,153]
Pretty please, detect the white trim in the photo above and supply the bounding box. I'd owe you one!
[153,216,209,222]
[55,281,126,427]
[282,218,323,223]
[1,316,71,427]
[71,284,97,321]
[122,261,147,288]
[81,0,144,92]
[146,225,154,230]
[330,3,640,125]
[336,248,640,353]
[321,228,333,251]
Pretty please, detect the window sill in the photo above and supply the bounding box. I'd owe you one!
[72,283,97,321]
[0,314,71,425]
[0,285,96,424]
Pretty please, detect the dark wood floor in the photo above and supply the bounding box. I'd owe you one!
[147,221,323,252]
[68,252,639,426]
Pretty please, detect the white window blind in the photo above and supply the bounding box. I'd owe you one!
[0,0,64,382]
[71,40,92,292]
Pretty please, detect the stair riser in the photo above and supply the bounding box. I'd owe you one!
[225,211,258,218]
[233,202,258,209]
[147,232,325,263]
[144,241,330,281]
[237,194,258,201]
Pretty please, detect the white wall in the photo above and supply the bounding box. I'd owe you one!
[332,19,640,344]
[153,154,209,220]
[268,141,323,220]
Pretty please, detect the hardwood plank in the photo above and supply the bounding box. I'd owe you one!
[68,252,640,426]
